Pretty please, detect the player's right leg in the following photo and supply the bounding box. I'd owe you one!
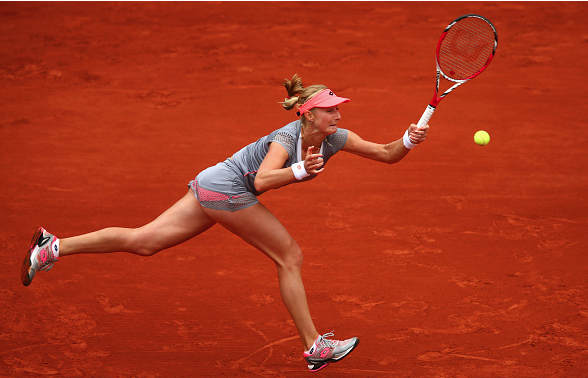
[21,191,216,286]
[201,202,360,371]
[201,201,320,350]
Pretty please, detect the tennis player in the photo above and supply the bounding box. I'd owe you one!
[21,74,428,372]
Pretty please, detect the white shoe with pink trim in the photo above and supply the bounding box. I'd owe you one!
[303,331,359,372]
[21,227,59,286]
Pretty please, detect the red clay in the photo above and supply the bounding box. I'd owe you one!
[1,2,587,377]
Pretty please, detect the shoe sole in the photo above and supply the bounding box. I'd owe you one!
[308,338,360,372]
[21,228,43,286]
[308,362,329,372]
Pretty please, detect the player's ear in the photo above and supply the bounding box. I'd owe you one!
[304,111,314,123]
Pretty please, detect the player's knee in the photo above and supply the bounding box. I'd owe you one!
[130,243,160,257]
[128,230,161,257]
[279,245,304,271]
[134,245,160,257]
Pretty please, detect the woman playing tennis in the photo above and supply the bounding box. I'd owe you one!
[21,74,428,372]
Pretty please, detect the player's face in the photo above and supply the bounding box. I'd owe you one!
[311,106,341,135]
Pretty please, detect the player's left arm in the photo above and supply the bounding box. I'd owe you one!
[254,142,323,192]
[342,124,428,164]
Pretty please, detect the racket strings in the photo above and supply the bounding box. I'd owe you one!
[438,17,496,81]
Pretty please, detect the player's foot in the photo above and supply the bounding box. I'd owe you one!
[21,227,59,286]
[303,331,359,372]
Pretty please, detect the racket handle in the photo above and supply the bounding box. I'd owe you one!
[417,104,436,129]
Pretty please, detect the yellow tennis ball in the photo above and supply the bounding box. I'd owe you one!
[474,130,490,146]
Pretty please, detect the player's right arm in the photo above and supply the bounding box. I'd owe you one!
[342,125,428,164]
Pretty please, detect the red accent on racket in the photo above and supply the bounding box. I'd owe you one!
[415,14,498,133]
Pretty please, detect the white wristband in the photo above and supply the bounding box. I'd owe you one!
[403,129,416,150]
[291,161,310,180]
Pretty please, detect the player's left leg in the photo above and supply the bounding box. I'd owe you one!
[59,191,215,257]
[22,191,216,285]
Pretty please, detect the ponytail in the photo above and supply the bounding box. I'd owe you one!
[280,74,327,115]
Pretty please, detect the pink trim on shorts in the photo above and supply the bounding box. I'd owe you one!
[188,179,258,212]
[196,185,230,202]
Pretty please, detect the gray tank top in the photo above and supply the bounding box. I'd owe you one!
[230,120,348,196]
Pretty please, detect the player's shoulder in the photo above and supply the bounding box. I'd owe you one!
[274,120,301,136]
[267,120,300,144]
[265,121,300,157]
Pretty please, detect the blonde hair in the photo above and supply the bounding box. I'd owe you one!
[281,74,327,118]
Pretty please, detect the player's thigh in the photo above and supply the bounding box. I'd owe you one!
[136,191,216,252]
[202,202,302,268]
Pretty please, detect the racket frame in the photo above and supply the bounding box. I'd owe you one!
[416,14,498,130]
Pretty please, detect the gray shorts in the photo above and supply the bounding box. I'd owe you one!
[189,160,259,212]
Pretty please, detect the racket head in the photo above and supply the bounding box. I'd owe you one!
[435,14,498,83]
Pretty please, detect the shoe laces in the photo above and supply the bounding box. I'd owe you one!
[317,331,338,348]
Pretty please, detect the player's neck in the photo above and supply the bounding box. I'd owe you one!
[301,125,325,151]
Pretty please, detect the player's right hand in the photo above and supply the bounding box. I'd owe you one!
[408,123,429,144]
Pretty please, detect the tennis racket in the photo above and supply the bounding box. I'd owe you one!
[415,14,498,131]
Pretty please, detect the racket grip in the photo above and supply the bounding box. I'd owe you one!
[417,104,435,129]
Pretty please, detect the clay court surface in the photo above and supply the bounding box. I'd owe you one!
[1,2,587,377]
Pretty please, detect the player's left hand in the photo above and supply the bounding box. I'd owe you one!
[408,123,429,144]
[305,146,324,174]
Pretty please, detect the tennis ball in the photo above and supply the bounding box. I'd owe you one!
[474,130,490,146]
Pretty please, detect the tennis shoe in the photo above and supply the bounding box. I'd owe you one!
[303,331,359,372]
[21,227,59,286]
